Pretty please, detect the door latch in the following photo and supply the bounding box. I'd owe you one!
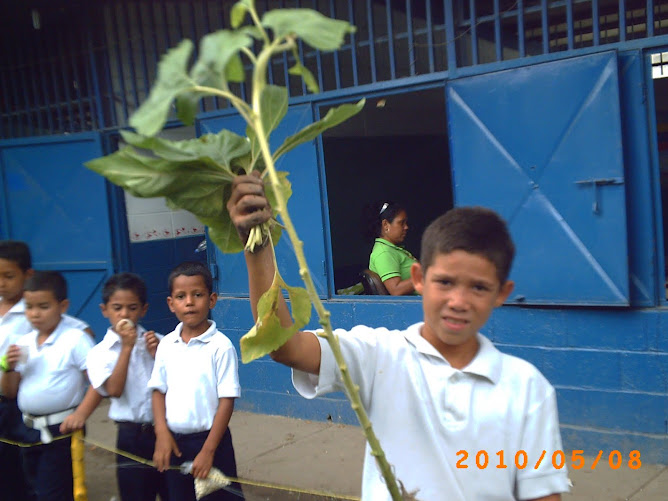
[574,177,624,214]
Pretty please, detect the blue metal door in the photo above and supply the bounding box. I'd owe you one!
[0,132,115,336]
[197,104,328,297]
[447,52,628,305]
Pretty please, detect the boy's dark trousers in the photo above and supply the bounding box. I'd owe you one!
[115,421,169,501]
[0,397,35,501]
[165,428,244,501]
[21,423,74,501]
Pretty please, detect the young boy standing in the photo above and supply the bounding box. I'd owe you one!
[86,272,167,501]
[227,174,570,501]
[148,261,243,500]
[1,270,94,501]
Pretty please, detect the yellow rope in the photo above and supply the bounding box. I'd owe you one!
[0,433,73,447]
[82,436,361,500]
[0,434,361,500]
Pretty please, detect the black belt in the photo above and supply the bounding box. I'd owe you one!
[115,421,154,433]
[0,395,14,403]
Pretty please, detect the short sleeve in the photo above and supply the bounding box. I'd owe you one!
[371,249,401,281]
[72,331,94,371]
[147,342,168,394]
[86,344,116,396]
[516,387,571,499]
[292,327,380,409]
[215,343,240,398]
[62,314,90,330]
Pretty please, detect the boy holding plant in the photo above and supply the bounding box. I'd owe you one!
[226,173,570,501]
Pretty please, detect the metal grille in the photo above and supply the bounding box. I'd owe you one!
[2,0,668,138]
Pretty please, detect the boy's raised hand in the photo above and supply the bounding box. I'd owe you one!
[227,172,272,244]
[115,319,137,348]
[4,345,21,371]
[144,331,159,358]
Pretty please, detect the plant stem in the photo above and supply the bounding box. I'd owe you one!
[247,26,405,501]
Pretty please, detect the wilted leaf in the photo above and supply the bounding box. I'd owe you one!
[288,59,319,94]
[273,99,365,160]
[230,1,251,29]
[240,271,311,363]
[129,40,195,136]
[191,30,252,89]
[265,171,291,218]
[262,9,355,51]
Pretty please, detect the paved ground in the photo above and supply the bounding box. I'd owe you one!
[83,400,667,501]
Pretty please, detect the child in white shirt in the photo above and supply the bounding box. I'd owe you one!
[86,272,167,501]
[2,270,94,501]
[148,261,243,500]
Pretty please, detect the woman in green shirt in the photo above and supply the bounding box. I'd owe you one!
[367,201,418,295]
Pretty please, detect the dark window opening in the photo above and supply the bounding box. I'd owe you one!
[319,87,453,294]
[653,51,668,298]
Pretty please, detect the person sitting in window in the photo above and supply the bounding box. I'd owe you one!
[366,201,418,295]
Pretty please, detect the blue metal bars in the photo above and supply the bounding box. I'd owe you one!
[2,0,668,139]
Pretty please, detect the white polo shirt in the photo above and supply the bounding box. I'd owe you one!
[147,321,240,434]
[0,299,90,395]
[15,320,94,415]
[293,323,571,501]
[87,325,163,423]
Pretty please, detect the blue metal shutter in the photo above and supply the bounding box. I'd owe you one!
[0,132,115,335]
[197,104,328,298]
[446,52,628,305]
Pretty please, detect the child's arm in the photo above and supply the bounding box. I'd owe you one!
[60,384,103,433]
[191,397,234,479]
[227,174,321,374]
[103,322,137,397]
[1,345,22,398]
[152,390,181,472]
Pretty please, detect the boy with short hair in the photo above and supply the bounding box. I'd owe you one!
[86,272,168,501]
[0,241,94,500]
[227,174,570,501]
[148,261,243,500]
[1,270,95,501]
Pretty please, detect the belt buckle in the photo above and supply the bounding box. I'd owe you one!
[140,423,152,433]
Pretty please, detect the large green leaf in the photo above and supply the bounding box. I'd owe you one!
[273,99,365,160]
[129,40,195,136]
[85,148,185,197]
[199,184,245,254]
[120,129,249,176]
[262,9,355,51]
[240,270,311,363]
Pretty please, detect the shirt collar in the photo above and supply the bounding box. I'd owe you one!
[5,298,25,315]
[38,316,69,346]
[404,322,502,384]
[172,320,217,344]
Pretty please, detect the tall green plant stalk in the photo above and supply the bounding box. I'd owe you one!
[85,1,412,499]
